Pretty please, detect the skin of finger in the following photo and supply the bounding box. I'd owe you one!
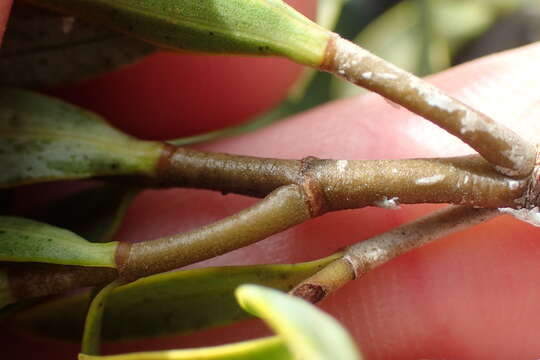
[0,0,12,46]
[48,0,316,140]
[4,44,540,359]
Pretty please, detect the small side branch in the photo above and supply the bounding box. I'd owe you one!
[320,35,537,178]
[116,184,313,281]
[4,185,313,301]
[291,206,498,303]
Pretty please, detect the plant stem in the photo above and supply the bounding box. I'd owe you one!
[156,146,527,210]
[4,151,531,302]
[291,206,498,303]
[5,263,117,301]
[320,34,537,178]
[116,184,312,281]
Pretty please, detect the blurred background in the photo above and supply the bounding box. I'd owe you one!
[290,0,540,116]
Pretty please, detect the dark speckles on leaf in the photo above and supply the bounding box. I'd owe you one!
[1,89,162,187]
[258,45,271,53]
[0,5,156,88]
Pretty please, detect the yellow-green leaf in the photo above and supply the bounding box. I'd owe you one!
[14,256,338,341]
[26,0,331,66]
[0,88,163,188]
[78,284,360,360]
[82,282,119,355]
[79,336,290,360]
[0,216,117,267]
[236,284,362,360]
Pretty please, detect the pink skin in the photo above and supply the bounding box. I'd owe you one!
[0,0,12,46]
[3,8,540,359]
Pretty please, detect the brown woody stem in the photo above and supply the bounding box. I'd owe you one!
[116,184,312,281]
[156,147,528,210]
[4,263,117,302]
[320,34,537,178]
[5,151,531,302]
[292,206,498,303]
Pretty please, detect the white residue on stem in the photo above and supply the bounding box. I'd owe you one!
[499,207,540,227]
[415,174,445,185]
[336,160,348,173]
[374,196,401,210]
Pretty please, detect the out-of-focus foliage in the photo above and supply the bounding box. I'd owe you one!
[331,0,539,99]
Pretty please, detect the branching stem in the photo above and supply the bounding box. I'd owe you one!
[156,146,528,211]
[116,184,312,281]
[291,206,499,303]
[320,34,537,178]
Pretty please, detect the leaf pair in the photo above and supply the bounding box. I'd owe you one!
[79,284,362,360]
[13,256,339,340]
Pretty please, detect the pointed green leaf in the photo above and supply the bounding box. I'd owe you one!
[0,88,163,188]
[236,284,362,360]
[82,282,119,355]
[0,4,156,89]
[0,216,117,267]
[14,255,339,341]
[25,0,331,66]
[79,336,290,360]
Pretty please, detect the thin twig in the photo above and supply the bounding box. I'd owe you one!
[291,206,498,303]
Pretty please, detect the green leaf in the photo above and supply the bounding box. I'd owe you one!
[82,282,119,355]
[78,284,360,360]
[79,336,290,360]
[0,216,117,267]
[14,255,339,341]
[26,0,331,66]
[0,88,163,188]
[0,3,156,89]
[236,284,362,360]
